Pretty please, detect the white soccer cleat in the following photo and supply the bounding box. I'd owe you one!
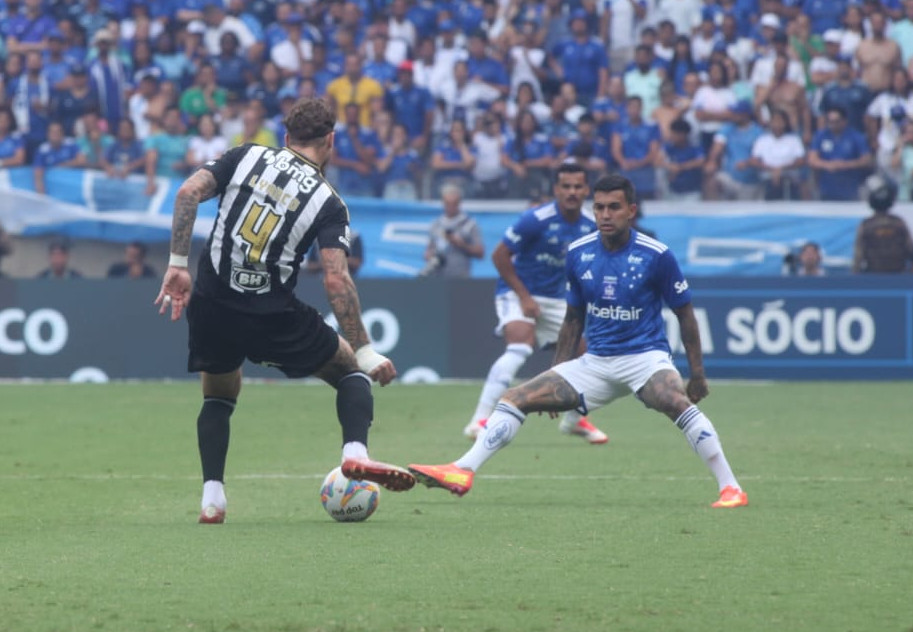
[559,417,609,444]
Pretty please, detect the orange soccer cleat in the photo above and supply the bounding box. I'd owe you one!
[711,485,749,508]
[408,463,475,497]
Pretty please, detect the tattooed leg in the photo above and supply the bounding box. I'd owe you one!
[503,370,581,414]
[638,369,692,421]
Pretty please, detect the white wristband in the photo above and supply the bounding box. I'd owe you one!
[169,253,189,268]
[355,345,387,373]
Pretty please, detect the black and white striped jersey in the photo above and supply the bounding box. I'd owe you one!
[194,143,351,313]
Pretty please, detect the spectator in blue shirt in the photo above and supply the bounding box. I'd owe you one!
[43,31,73,90]
[667,35,706,95]
[549,9,609,106]
[802,0,849,35]
[144,105,189,194]
[153,30,195,87]
[660,118,705,201]
[5,0,57,56]
[612,95,662,199]
[50,63,100,136]
[431,118,477,197]
[363,30,398,88]
[591,75,628,140]
[704,100,764,199]
[0,105,26,169]
[330,101,382,197]
[88,28,128,131]
[101,118,145,178]
[376,122,421,200]
[385,60,435,152]
[465,29,510,97]
[561,113,613,181]
[818,56,873,133]
[502,108,555,197]
[33,120,86,195]
[210,31,254,97]
[9,50,50,157]
[809,105,873,201]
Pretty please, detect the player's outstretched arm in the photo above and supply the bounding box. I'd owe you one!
[673,303,708,403]
[553,303,585,365]
[321,247,396,385]
[155,168,218,321]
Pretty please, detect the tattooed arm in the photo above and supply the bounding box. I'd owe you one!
[322,247,397,385]
[155,169,218,321]
[553,303,586,365]
[673,302,708,403]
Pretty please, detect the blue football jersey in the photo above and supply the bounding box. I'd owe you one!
[566,229,692,356]
[496,202,596,299]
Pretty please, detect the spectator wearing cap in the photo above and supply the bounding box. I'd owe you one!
[384,59,435,152]
[88,28,128,131]
[9,51,51,158]
[802,0,850,36]
[601,0,647,76]
[144,106,189,194]
[211,31,255,97]
[659,117,705,201]
[550,9,608,106]
[750,30,807,91]
[244,61,284,118]
[704,100,764,200]
[749,108,807,200]
[810,29,847,90]
[0,106,26,169]
[270,12,314,81]
[612,95,662,200]
[330,101,383,197]
[326,53,384,128]
[855,10,901,95]
[624,44,664,120]
[752,13,783,53]
[818,55,873,132]
[101,118,146,177]
[37,237,83,280]
[865,68,913,181]
[5,0,58,55]
[809,105,873,201]
[43,30,73,90]
[33,120,86,195]
[50,64,101,138]
[888,0,913,68]
[180,63,227,127]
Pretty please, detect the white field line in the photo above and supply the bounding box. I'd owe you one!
[0,473,906,483]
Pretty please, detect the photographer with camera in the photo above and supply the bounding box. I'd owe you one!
[421,183,484,278]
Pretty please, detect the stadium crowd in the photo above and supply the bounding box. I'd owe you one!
[0,0,912,204]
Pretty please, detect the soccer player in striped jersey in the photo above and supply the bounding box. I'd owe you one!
[462,162,609,444]
[411,174,748,508]
[155,97,414,524]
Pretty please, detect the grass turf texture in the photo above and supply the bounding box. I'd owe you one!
[1,382,911,632]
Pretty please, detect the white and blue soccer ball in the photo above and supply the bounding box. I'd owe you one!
[320,466,380,522]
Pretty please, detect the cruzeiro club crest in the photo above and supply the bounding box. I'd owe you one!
[602,276,618,300]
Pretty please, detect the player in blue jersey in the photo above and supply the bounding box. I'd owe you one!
[412,174,748,508]
[462,162,609,445]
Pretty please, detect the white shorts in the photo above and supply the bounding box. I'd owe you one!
[494,291,567,348]
[552,350,679,413]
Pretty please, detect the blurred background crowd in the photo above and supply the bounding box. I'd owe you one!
[0,0,912,205]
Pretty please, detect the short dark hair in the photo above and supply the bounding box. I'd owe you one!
[593,173,637,204]
[670,118,692,135]
[284,97,336,145]
[554,161,587,183]
[826,105,848,120]
[127,240,147,257]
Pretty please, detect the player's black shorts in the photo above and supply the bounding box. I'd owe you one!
[186,293,339,378]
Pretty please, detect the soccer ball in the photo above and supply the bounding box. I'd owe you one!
[320,466,380,522]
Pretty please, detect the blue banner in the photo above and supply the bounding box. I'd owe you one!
[3,167,912,277]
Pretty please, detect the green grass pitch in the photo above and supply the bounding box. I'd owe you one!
[1,381,911,632]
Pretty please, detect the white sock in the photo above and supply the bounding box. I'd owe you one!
[675,405,739,491]
[559,409,582,431]
[342,441,369,461]
[201,480,226,510]
[469,343,533,424]
[456,401,525,471]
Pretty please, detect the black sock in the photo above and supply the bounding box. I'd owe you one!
[336,372,373,446]
[198,397,236,482]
